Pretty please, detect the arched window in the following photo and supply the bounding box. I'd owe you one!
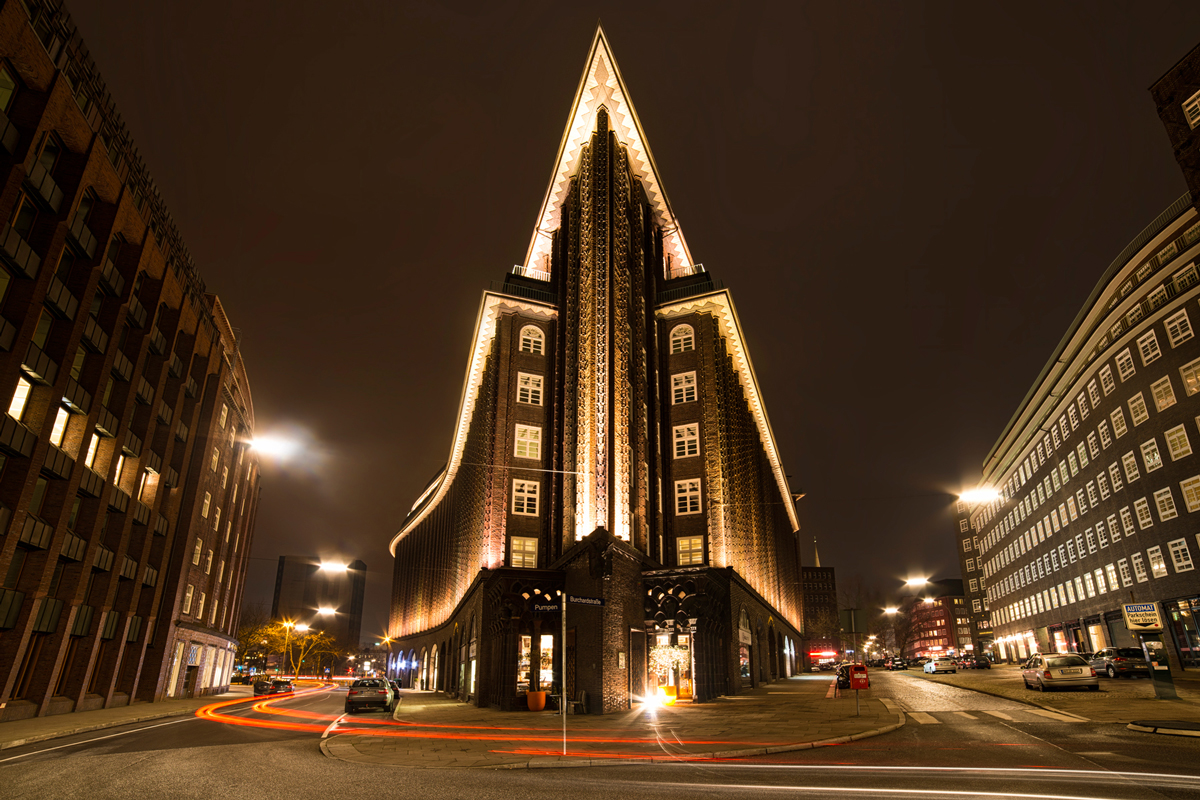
[670,325,694,354]
[519,325,544,355]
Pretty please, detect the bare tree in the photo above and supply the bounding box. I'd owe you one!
[235,603,275,670]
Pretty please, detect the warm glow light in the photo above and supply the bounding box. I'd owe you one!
[294,623,310,632]
[884,606,898,614]
[959,487,1000,504]
[317,607,335,616]
[249,435,301,459]
[905,578,929,588]
[656,686,677,706]
[319,562,348,573]
[923,598,935,604]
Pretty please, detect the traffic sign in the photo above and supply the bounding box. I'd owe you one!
[567,594,605,606]
[1122,602,1164,632]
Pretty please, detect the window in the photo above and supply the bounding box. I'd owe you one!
[1109,462,1124,491]
[1120,506,1136,536]
[1087,481,1098,506]
[1116,349,1136,381]
[201,491,211,518]
[675,479,701,515]
[1118,558,1133,587]
[1154,487,1178,521]
[222,466,228,489]
[84,433,100,469]
[1141,438,1163,472]
[192,537,203,565]
[1182,476,1200,512]
[1087,432,1099,458]
[517,373,543,405]
[1068,405,1080,430]
[213,507,221,530]
[7,376,31,420]
[1135,497,1154,529]
[1099,421,1112,449]
[514,425,541,459]
[1128,393,1150,426]
[1137,331,1162,365]
[1185,88,1200,129]
[1166,425,1192,462]
[113,453,125,485]
[1147,545,1168,578]
[204,549,213,575]
[966,558,975,571]
[1077,393,1089,419]
[1100,365,1116,395]
[969,578,978,592]
[1094,568,1107,594]
[210,446,220,472]
[49,407,69,447]
[1099,473,1110,500]
[196,593,205,619]
[219,404,228,429]
[1168,538,1194,572]
[959,519,969,532]
[1068,452,1079,476]
[1132,552,1148,582]
[673,424,699,458]
[519,326,544,355]
[1182,356,1200,396]
[962,539,972,552]
[1083,573,1096,598]
[511,537,538,568]
[1166,309,1194,347]
[1151,377,1177,412]
[672,372,697,404]
[1088,380,1101,407]
[1107,513,1120,541]
[1086,528,1097,554]
[1111,407,1128,438]
[670,325,695,353]
[183,585,194,614]
[678,536,704,565]
[1077,442,1089,468]
[512,480,539,515]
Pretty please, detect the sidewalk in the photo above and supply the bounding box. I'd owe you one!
[321,674,905,769]
[0,686,253,751]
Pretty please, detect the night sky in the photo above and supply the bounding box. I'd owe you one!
[64,1,1200,640]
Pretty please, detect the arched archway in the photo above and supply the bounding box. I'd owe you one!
[420,647,429,690]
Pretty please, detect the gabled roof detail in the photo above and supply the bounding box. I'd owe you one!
[522,26,694,277]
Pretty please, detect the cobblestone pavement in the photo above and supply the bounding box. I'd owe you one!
[321,673,905,768]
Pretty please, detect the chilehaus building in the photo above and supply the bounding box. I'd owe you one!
[388,30,805,713]
[0,0,261,720]
[966,41,1200,669]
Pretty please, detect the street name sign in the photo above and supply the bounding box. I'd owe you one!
[1121,602,1164,632]
[567,594,605,606]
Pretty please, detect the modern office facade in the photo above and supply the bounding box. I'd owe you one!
[388,29,804,713]
[967,42,1200,668]
[272,556,366,649]
[0,0,261,720]
[951,500,994,658]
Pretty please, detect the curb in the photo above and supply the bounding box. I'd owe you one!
[1127,722,1200,737]
[0,706,198,751]
[321,704,908,770]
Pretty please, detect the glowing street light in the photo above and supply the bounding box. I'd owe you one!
[904,578,929,588]
[884,606,899,614]
[319,562,348,573]
[294,623,310,633]
[959,487,1000,504]
[317,607,336,616]
[249,435,301,460]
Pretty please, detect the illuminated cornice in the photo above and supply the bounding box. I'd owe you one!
[657,290,800,533]
[522,26,693,277]
[389,292,557,555]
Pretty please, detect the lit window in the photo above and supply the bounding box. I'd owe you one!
[674,479,701,515]
[1151,377,1176,412]
[1118,558,1132,586]
[1147,545,1168,578]
[192,537,203,565]
[1137,331,1162,366]
[519,325,544,355]
[1094,568,1107,594]
[183,584,194,614]
[1111,407,1128,438]
[677,536,704,565]
[1122,452,1141,483]
[1134,497,1154,529]
[1100,365,1116,395]
[201,491,211,518]
[670,324,695,354]
[222,466,228,489]
[1165,308,1194,347]
[1087,431,1099,458]
[673,424,699,458]
[1109,462,1124,491]
[217,560,225,583]
[196,592,206,619]
[1168,538,1194,572]
[517,373,543,405]
[1120,506,1135,536]
[84,433,100,469]
[1141,438,1163,472]
[1151,492,1177,531]
[219,404,228,429]
[1181,356,1200,396]
[512,480,539,515]
[514,425,541,459]
[1116,349,1136,381]
[671,372,697,404]
[1128,393,1149,426]
[49,406,69,446]
[511,536,538,568]
[205,549,213,574]
[1181,475,1200,512]
[1184,88,1200,129]
[1132,552,1148,582]
[210,446,220,472]
[7,376,32,420]
[213,507,221,530]
[113,453,125,485]
[1167,425,1192,461]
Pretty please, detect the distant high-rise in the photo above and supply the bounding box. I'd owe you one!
[272,556,366,649]
[388,28,804,713]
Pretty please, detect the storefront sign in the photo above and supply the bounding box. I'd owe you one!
[1122,602,1164,632]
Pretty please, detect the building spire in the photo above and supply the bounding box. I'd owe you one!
[521,25,693,278]
[813,534,821,568]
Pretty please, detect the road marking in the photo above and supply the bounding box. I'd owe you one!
[0,716,196,763]
[908,712,940,724]
[1026,708,1086,722]
[983,710,1014,720]
[824,682,836,699]
[954,711,977,720]
[322,713,346,739]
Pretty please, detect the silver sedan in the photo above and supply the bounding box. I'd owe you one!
[1021,653,1099,691]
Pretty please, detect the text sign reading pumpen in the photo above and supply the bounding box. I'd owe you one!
[1121,602,1164,632]
[567,594,605,606]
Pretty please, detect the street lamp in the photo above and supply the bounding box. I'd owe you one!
[958,487,1000,504]
[319,562,348,573]
[904,577,929,588]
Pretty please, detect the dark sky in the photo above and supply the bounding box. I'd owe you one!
[65,1,1200,636]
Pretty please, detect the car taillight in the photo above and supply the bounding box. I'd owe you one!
[1114,657,1125,662]
[348,690,358,695]
[1090,668,1097,676]
[1043,670,1052,679]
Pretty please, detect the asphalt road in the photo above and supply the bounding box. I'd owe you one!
[2,675,1199,799]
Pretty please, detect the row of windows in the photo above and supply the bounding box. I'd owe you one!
[995,535,1196,627]
[518,323,697,358]
[506,533,703,568]
[506,477,703,518]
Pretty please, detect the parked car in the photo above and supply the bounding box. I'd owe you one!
[1021,653,1099,692]
[1089,647,1150,679]
[345,678,396,714]
[962,657,991,670]
[924,657,957,674]
[253,679,294,696]
[885,658,908,671]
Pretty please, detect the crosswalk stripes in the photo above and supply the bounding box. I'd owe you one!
[954,711,977,720]
[983,710,1014,720]
[1027,708,1089,722]
[903,709,1088,724]
[908,712,940,724]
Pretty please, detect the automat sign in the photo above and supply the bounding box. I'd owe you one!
[1121,602,1164,632]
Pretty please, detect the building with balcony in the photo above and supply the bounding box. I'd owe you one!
[968,41,1200,668]
[0,0,261,720]
[387,29,804,713]
[271,555,366,650]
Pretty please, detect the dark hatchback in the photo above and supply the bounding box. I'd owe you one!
[253,679,294,696]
